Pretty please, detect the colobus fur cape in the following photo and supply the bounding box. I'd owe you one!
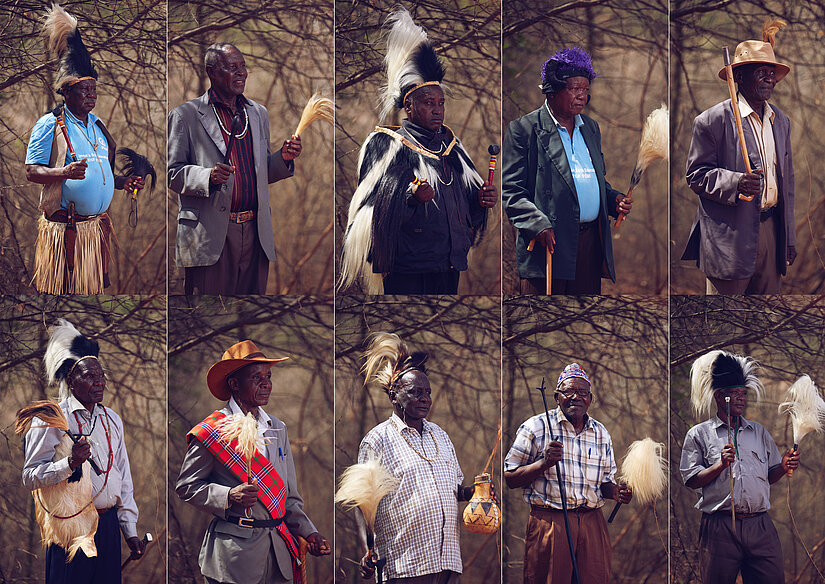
[340,126,485,293]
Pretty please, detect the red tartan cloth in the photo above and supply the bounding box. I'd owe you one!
[188,411,302,581]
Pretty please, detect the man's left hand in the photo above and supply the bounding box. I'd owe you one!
[282,135,302,161]
[616,484,633,504]
[306,531,331,556]
[787,246,797,267]
[478,183,498,208]
[617,194,633,215]
[123,176,145,193]
[126,536,146,560]
[782,448,800,473]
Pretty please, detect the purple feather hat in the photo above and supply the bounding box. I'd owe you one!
[540,47,597,94]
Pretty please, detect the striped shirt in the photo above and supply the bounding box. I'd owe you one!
[358,413,464,579]
[505,408,616,509]
[208,89,257,212]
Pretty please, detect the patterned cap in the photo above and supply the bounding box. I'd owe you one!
[556,363,590,388]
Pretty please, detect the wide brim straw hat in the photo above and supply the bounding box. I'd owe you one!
[206,340,288,400]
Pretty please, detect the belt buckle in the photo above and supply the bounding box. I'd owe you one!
[238,516,254,528]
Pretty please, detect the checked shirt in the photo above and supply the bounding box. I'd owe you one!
[358,413,464,580]
[505,408,616,509]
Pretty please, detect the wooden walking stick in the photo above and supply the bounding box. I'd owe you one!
[526,238,552,294]
[722,47,756,202]
[121,532,153,570]
[726,397,736,531]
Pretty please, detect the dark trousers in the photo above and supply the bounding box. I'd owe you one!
[523,506,611,584]
[46,507,121,584]
[520,221,603,295]
[698,511,784,584]
[383,270,460,294]
[706,213,781,295]
[185,220,269,295]
[387,572,460,584]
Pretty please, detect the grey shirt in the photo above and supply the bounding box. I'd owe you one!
[680,415,782,514]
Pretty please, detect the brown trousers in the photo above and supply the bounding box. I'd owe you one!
[185,220,268,295]
[524,506,611,584]
[387,571,459,584]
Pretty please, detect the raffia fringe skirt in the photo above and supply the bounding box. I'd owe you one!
[34,214,104,295]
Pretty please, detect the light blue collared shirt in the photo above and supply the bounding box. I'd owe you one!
[545,102,600,222]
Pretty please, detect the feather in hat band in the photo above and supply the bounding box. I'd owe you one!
[403,81,442,105]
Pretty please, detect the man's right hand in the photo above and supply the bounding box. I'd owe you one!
[737,169,763,199]
[228,482,259,507]
[541,440,563,469]
[63,159,88,180]
[719,443,736,468]
[69,438,91,469]
[535,228,555,254]
[412,180,435,204]
[359,549,376,579]
[210,163,234,185]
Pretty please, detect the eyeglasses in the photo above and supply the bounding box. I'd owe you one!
[557,389,591,399]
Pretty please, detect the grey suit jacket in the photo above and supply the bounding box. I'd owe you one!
[682,99,795,280]
[168,92,294,267]
[176,406,316,584]
[502,106,623,281]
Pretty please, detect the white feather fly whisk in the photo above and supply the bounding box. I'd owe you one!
[293,93,334,137]
[618,438,667,506]
[335,454,400,531]
[779,375,825,477]
[216,412,259,482]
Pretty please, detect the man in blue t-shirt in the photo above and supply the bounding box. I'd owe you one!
[25,4,144,295]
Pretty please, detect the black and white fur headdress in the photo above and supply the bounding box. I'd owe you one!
[44,319,100,401]
[378,8,446,122]
[690,350,763,419]
[43,3,98,94]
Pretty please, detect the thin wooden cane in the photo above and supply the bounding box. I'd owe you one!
[722,47,755,202]
[726,397,736,531]
[546,247,552,294]
[482,425,502,475]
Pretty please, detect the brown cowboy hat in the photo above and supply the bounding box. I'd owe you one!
[717,41,790,82]
[206,340,288,400]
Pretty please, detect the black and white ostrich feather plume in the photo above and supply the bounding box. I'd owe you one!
[44,319,100,401]
[43,3,97,94]
[690,350,763,419]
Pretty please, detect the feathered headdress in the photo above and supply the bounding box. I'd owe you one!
[379,8,446,122]
[540,47,597,94]
[43,3,98,94]
[362,332,428,394]
[690,350,763,419]
[44,319,100,401]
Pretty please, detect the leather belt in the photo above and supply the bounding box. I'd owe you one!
[531,504,596,513]
[760,206,775,222]
[711,510,764,519]
[229,210,256,223]
[226,514,284,529]
[579,221,596,232]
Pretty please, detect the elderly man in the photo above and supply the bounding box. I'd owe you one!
[26,4,144,295]
[504,363,631,584]
[682,20,795,294]
[176,340,329,584]
[355,332,486,583]
[168,43,302,294]
[502,48,632,295]
[339,8,497,295]
[22,320,144,583]
[681,351,798,584]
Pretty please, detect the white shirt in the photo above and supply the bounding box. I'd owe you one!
[738,94,778,210]
[22,395,139,539]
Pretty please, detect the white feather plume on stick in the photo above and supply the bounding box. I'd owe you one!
[379,8,429,122]
[618,438,667,506]
[216,413,259,482]
[779,375,825,445]
[293,93,334,137]
[335,455,400,531]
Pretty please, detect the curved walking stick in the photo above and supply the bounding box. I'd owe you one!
[526,238,552,294]
[536,378,581,584]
